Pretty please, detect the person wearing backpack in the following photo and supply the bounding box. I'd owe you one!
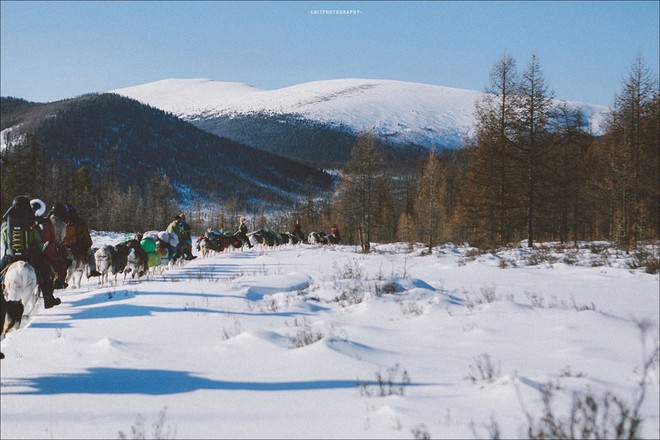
[0,195,61,308]
[62,203,101,277]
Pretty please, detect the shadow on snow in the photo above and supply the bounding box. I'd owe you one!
[3,367,439,396]
[47,302,311,320]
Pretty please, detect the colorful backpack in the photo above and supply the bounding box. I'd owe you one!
[5,217,30,258]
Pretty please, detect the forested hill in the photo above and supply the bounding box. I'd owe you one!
[0,94,334,211]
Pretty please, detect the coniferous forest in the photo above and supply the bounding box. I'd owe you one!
[1,56,658,251]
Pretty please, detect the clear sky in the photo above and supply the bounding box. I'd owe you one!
[1,1,658,107]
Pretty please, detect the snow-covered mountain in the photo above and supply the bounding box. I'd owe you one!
[111,78,611,153]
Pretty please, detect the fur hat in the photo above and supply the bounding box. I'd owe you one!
[12,195,32,216]
[30,199,47,217]
[3,195,32,220]
[50,202,66,218]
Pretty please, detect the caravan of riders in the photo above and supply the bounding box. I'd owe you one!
[0,193,341,357]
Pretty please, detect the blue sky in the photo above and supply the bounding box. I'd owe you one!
[1,1,658,106]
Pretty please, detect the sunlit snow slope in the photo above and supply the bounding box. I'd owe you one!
[112,78,610,149]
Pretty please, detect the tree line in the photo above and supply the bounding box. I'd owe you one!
[1,56,657,250]
[329,55,658,252]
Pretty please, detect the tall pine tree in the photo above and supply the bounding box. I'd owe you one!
[338,131,386,253]
[415,150,447,253]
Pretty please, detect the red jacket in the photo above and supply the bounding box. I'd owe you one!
[64,219,93,253]
[37,217,68,263]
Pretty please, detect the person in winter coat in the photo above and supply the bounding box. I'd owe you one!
[31,199,70,289]
[329,224,341,244]
[177,214,196,260]
[292,220,305,243]
[166,216,185,261]
[48,203,68,246]
[236,216,253,248]
[62,203,101,277]
[0,195,61,308]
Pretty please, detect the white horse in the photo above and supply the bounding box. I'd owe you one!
[2,260,39,323]
[94,245,114,285]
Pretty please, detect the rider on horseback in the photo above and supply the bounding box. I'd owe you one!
[62,203,101,277]
[177,214,197,260]
[32,199,70,289]
[236,217,253,249]
[1,195,61,308]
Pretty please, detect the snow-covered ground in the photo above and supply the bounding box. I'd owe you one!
[1,233,658,439]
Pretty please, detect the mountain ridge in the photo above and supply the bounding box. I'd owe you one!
[111,77,611,165]
[112,77,610,139]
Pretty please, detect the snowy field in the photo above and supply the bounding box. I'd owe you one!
[1,232,658,439]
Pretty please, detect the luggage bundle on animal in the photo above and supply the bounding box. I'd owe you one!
[146,251,163,268]
[143,231,178,254]
[140,236,157,253]
[203,230,233,252]
[205,229,228,242]
[158,231,179,248]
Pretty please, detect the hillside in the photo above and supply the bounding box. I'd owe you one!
[0,94,333,207]
[111,78,612,165]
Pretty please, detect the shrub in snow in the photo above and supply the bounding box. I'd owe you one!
[626,248,660,274]
[464,286,500,311]
[358,363,411,397]
[484,320,660,440]
[523,247,559,267]
[411,424,431,439]
[523,385,644,440]
[466,353,501,384]
[457,248,482,266]
[526,292,546,309]
[334,284,367,306]
[286,317,324,348]
[221,319,242,341]
[399,299,425,316]
[559,365,587,378]
[333,259,364,280]
[117,406,176,440]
